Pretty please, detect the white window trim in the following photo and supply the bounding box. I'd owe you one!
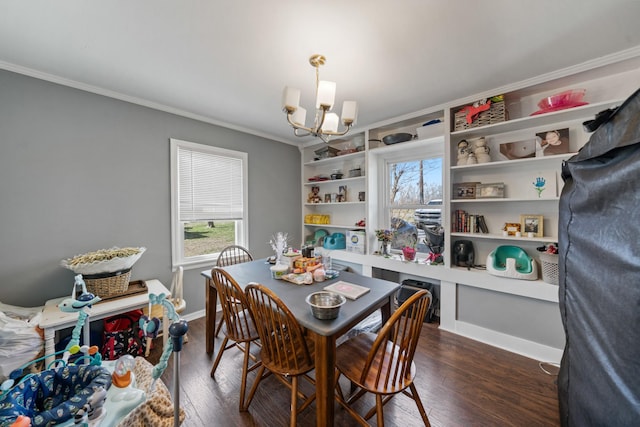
[376,139,444,228]
[170,138,249,270]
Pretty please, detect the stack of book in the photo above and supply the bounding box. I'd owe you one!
[452,210,489,233]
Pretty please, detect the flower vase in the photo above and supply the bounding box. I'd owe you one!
[380,241,391,257]
[402,246,416,261]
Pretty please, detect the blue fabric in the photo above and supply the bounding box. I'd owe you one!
[0,365,111,426]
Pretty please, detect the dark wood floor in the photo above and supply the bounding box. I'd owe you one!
[156,317,560,427]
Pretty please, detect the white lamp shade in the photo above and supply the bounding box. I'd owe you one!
[321,112,339,133]
[341,101,358,124]
[316,81,336,109]
[291,106,306,127]
[282,86,300,111]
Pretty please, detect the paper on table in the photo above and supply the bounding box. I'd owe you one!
[324,281,370,300]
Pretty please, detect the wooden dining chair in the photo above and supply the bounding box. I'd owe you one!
[243,283,316,427]
[209,267,261,411]
[214,245,254,337]
[334,289,432,427]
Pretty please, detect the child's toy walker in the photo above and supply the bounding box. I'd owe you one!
[0,275,187,426]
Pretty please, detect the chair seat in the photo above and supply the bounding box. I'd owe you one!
[336,332,416,395]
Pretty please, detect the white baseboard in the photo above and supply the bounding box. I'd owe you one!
[440,321,563,364]
[182,309,205,322]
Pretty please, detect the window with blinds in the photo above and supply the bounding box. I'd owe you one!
[170,138,248,268]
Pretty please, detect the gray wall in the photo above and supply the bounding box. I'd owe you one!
[0,69,302,313]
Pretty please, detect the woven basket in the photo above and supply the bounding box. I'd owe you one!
[539,253,559,285]
[454,100,507,131]
[83,269,131,298]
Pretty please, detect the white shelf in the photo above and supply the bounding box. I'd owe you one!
[303,176,365,186]
[305,201,365,206]
[304,223,365,230]
[451,197,559,203]
[450,232,556,243]
[450,152,574,171]
[303,150,364,167]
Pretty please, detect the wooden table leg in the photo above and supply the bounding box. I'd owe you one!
[380,295,393,324]
[205,277,217,354]
[313,331,336,427]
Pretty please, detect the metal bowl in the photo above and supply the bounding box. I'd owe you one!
[305,291,346,320]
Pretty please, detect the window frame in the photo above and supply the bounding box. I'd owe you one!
[170,138,248,270]
[375,140,444,253]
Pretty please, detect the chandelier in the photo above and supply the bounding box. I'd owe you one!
[282,54,358,143]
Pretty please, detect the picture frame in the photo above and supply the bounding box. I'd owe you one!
[499,140,536,160]
[520,214,544,237]
[503,222,521,236]
[453,182,480,199]
[476,182,505,199]
[535,128,570,157]
[337,185,347,202]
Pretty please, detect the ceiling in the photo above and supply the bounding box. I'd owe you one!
[2,1,640,145]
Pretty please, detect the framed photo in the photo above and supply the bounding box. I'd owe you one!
[520,214,544,237]
[503,222,521,236]
[476,182,505,199]
[337,185,347,202]
[453,182,480,199]
[499,140,536,160]
[324,193,331,203]
[535,128,570,157]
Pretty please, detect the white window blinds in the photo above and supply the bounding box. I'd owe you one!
[178,145,244,221]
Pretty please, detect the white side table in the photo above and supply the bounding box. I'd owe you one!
[39,279,170,366]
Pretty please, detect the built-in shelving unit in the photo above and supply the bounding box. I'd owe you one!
[302,49,640,363]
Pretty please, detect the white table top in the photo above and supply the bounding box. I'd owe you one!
[39,279,170,329]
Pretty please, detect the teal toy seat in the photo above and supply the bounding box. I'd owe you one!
[486,245,538,280]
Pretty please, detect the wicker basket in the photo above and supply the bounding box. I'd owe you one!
[539,253,559,285]
[454,100,507,131]
[83,269,132,298]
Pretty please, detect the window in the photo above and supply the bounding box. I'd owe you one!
[170,139,248,269]
[381,144,443,252]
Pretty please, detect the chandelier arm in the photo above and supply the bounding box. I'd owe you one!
[293,127,313,138]
[318,123,353,137]
[286,113,314,135]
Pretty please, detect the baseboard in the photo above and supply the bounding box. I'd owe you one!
[441,321,563,364]
[182,309,205,322]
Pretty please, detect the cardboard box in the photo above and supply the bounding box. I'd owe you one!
[346,230,366,254]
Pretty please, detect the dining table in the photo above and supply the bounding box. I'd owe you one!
[201,259,400,427]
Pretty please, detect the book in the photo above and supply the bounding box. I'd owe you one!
[324,281,370,300]
[478,215,489,233]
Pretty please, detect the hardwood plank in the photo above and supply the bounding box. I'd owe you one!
[151,318,559,426]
